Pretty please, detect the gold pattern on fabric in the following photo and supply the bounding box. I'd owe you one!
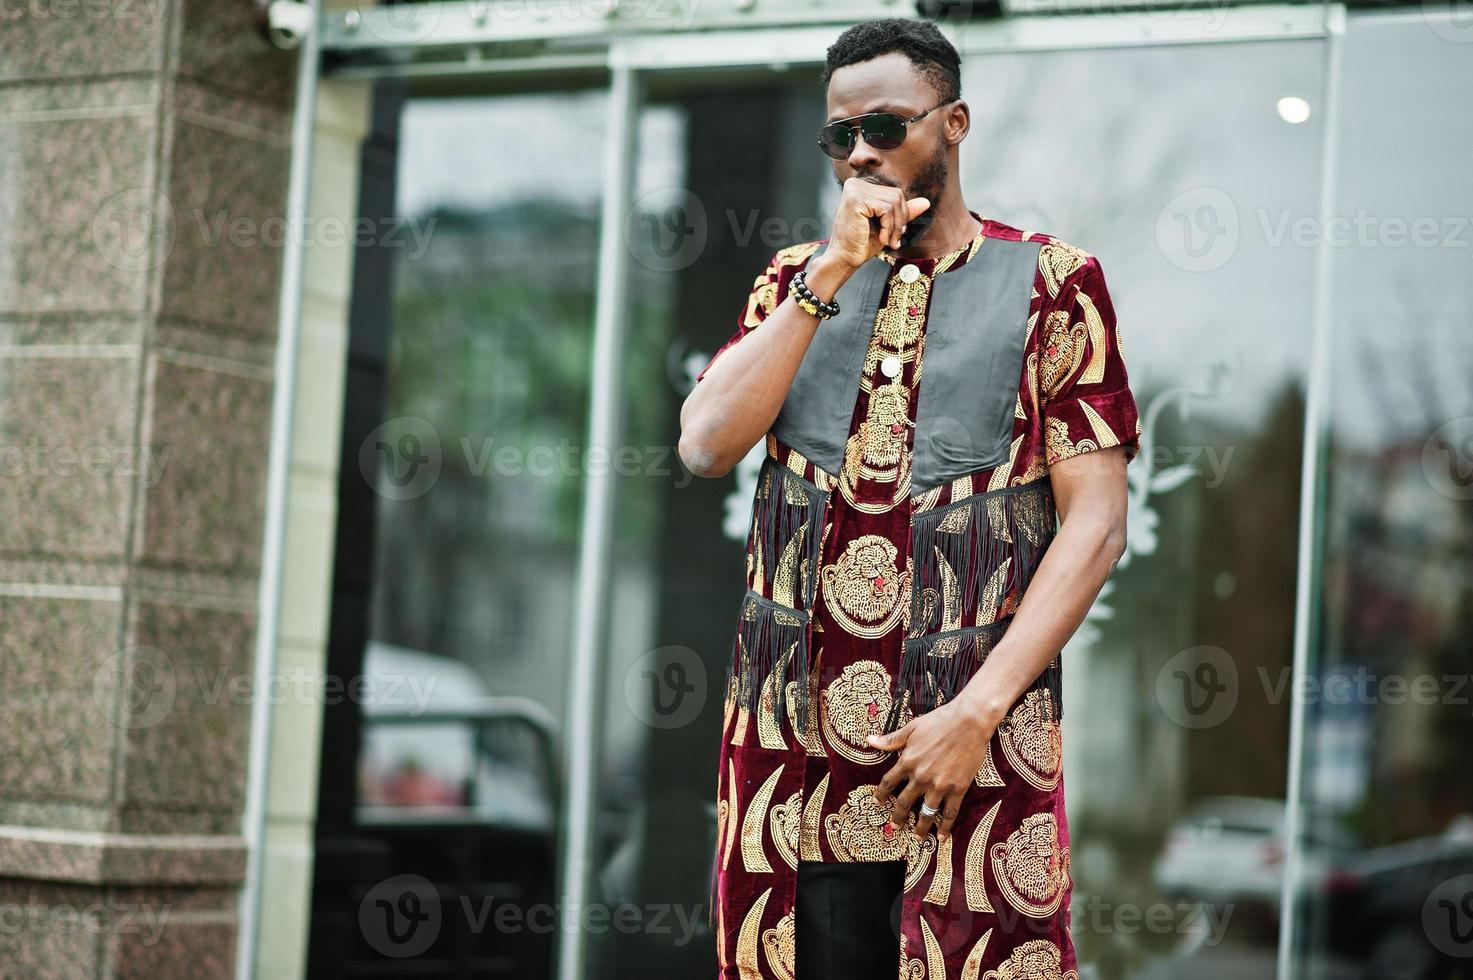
[1038,240,1090,299]
[731,696,750,746]
[960,929,994,980]
[741,764,785,873]
[757,640,796,751]
[716,796,729,876]
[990,812,1071,918]
[921,916,947,980]
[824,786,935,890]
[1074,288,1108,385]
[1044,417,1078,465]
[1081,401,1119,450]
[820,660,893,764]
[723,759,739,870]
[775,240,823,270]
[786,659,825,756]
[981,939,1079,980]
[977,557,1012,627]
[855,379,912,471]
[924,832,955,905]
[914,545,964,643]
[974,741,1005,788]
[998,690,1062,791]
[769,519,810,609]
[873,276,929,349]
[762,910,796,980]
[1038,311,1086,401]
[736,886,772,978]
[965,800,1002,913]
[739,241,821,331]
[821,535,911,638]
[901,932,925,980]
[770,791,800,870]
[800,772,829,861]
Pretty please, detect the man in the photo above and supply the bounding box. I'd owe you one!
[679,18,1140,980]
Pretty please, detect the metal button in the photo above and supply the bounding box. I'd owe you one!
[880,355,902,379]
[898,264,921,283]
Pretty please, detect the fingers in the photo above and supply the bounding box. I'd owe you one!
[888,779,924,831]
[936,797,961,843]
[913,790,945,839]
[877,203,896,251]
[905,195,933,221]
[873,763,905,806]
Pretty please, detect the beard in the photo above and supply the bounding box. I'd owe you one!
[837,136,949,201]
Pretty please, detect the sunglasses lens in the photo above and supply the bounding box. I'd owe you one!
[860,113,906,150]
[817,123,853,159]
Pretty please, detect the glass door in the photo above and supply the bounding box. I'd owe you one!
[582,64,834,980]
[956,34,1329,979]
[308,77,611,979]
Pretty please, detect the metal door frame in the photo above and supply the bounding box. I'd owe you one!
[276,6,1348,978]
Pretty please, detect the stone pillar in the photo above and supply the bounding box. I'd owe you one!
[0,2,300,975]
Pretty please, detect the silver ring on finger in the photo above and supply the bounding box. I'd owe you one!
[919,801,940,818]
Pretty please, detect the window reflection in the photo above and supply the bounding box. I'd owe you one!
[1295,14,1473,979]
[961,40,1326,977]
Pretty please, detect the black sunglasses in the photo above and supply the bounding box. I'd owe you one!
[816,98,957,160]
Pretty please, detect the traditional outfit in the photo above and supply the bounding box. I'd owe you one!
[699,212,1141,980]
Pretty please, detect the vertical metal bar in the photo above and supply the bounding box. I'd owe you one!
[235,2,323,977]
[1276,4,1345,976]
[554,57,640,980]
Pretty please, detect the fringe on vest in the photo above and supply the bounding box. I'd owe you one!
[725,455,827,735]
[885,476,1062,732]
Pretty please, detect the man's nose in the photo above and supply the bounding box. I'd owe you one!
[845,130,882,170]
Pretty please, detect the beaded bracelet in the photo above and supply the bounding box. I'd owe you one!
[788,268,840,320]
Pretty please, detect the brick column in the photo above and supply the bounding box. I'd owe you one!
[0,2,300,975]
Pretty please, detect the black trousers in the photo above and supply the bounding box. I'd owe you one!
[794,859,905,979]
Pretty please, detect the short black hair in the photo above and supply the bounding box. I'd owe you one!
[820,18,961,104]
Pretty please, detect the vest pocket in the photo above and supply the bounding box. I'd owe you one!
[894,476,1061,728]
[726,453,829,738]
[727,589,812,741]
[885,619,1062,732]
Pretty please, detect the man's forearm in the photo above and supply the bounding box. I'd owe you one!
[679,252,854,478]
[952,513,1126,732]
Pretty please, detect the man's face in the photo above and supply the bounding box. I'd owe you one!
[823,50,959,207]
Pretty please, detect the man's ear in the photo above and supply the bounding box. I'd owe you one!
[947,100,970,145]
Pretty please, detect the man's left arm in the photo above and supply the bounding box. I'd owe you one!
[869,253,1142,842]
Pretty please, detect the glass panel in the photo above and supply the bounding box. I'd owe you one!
[1293,14,1473,980]
[352,88,607,977]
[586,73,831,979]
[960,39,1326,977]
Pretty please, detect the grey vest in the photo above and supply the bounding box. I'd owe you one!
[771,237,1043,493]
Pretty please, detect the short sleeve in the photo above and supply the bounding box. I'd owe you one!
[1038,255,1142,466]
[694,250,784,384]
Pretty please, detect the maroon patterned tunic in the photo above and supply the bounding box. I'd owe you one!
[697,212,1141,980]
